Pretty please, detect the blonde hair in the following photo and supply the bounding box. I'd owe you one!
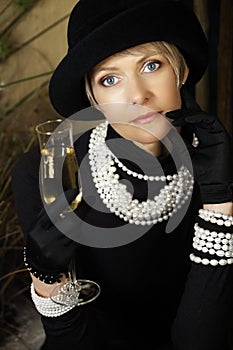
[85,41,187,105]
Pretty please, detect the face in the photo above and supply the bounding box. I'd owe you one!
[90,46,187,154]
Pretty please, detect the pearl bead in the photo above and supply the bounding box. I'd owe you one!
[202,258,210,265]
[210,259,218,266]
[219,259,227,266]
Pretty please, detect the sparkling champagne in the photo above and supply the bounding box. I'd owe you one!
[40,147,78,204]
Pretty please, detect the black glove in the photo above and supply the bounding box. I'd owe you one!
[25,189,79,283]
[166,86,233,204]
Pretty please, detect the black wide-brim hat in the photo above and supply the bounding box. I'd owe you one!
[49,0,208,118]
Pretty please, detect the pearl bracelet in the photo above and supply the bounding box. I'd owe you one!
[198,209,233,227]
[30,283,75,317]
[190,253,233,266]
[191,213,233,266]
[193,223,233,258]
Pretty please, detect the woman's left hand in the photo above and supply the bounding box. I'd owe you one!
[166,86,233,205]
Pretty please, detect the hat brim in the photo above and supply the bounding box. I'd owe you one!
[49,1,208,117]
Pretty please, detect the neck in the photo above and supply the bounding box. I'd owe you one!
[133,140,168,157]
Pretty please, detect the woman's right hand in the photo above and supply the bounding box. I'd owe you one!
[25,189,79,283]
[166,86,233,205]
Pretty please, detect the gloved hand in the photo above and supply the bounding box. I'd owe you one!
[25,189,80,283]
[166,86,233,204]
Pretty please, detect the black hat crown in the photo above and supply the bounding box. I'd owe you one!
[68,0,170,48]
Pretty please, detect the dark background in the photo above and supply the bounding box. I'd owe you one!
[183,0,233,134]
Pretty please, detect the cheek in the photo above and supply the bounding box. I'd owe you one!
[91,87,103,104]
[92,86,126,105]
[165,86,181,111]
[153,71,181,111]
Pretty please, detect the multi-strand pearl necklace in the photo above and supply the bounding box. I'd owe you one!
[88,122,194,226]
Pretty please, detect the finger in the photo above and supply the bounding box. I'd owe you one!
[166,109,186,126]
[184,113,218,128]
[181,85,201,113]
[184,114,204,124]
[166,109,184,119]
[171,117,186,127]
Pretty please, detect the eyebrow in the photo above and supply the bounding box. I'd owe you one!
[94,66,119,74]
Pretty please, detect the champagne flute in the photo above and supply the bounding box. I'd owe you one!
[35,118,101,307]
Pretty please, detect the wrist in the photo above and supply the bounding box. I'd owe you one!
[30,282,75,317]
[203,202,233,216]
[23,246,68,284]
[190,208,233,267]
[31,273,67,298]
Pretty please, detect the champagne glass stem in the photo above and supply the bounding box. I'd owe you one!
[68,257,77,283]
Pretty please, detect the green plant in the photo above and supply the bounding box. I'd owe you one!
[15,0,38,12]
[0,37,11,61]
[0,0,40,62]
[0,122,36,345]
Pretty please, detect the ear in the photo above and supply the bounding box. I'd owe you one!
[182,64,189,85]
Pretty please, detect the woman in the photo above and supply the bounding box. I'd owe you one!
[12,0,233,349]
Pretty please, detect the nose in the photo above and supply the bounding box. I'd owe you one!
[128,77,152,105]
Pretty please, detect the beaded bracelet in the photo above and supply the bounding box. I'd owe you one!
[193,223,233,258]
[30,283,75,317]
[190,210,233,266]
[198,209,233,227]
[23,247,64,284]
[190,253,233,266]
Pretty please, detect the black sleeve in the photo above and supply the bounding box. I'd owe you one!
[171,221,233,350]
[11,147,43,236]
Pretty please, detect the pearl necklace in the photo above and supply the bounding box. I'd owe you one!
[88,122,194,226]
[113,155,174,182]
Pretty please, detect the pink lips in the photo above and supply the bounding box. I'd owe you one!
[132,111,161,125]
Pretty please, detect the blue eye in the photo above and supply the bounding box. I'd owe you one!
[101,76,118,86]
[144,61,160,73]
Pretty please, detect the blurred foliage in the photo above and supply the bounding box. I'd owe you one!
[0,37,11,61]
[15,0,38,12]
[0,118,36,344]
[0,0,40,62]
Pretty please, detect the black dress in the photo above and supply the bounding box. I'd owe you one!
[11,124,233,350]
